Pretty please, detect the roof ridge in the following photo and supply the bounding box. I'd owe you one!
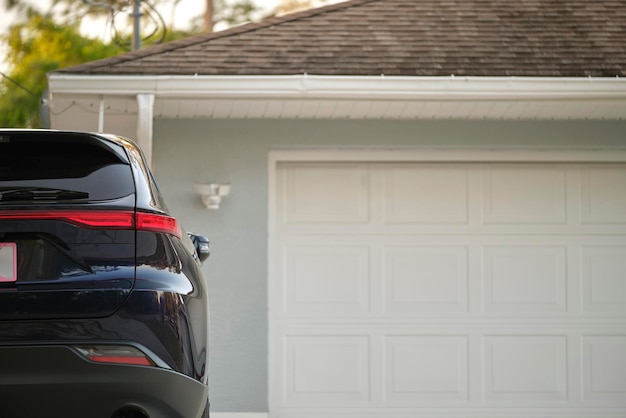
[56,0,377,73]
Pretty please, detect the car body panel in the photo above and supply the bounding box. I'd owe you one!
[0,345,208,418]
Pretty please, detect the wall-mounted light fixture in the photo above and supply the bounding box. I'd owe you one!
[193,182,231,210]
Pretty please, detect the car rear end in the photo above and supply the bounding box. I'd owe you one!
[0,130,209,418]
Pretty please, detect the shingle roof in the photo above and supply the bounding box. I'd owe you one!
[58,0,626,77]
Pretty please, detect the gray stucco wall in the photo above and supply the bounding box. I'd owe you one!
[151,119,626,412]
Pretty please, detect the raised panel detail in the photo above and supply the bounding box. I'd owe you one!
[385,336,469,402]
[383,165,468,223]
[284,335,370,403]
[583,336,626,402]
[482,166,566,224]
[283,164,369,223]
[284,246,369,313]
[483,246,566,313]
[582,246,626,312]
[384,246,468,312]
[484,336,567,401]
[581,166,626,224]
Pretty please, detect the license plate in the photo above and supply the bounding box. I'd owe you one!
[0,243,17,282]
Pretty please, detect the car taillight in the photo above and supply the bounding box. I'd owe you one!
[0,210,181,238]
[0,210,134,228]
[135,212,182,239]
[72,345,155,367]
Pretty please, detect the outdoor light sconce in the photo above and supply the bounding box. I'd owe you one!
[193,182,231,210]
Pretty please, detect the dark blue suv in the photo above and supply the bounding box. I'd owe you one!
[0,129,210,418]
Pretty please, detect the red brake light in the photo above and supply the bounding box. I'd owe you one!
[0,210,134,228]
[135,212,181,238]
[0,210,181,238]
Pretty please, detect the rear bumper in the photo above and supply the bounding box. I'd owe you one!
[0,345,208,418]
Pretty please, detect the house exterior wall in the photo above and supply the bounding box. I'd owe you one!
[150,118,626,413]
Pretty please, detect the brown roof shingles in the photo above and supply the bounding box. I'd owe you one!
[58,0,626,77]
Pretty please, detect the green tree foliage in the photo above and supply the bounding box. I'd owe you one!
[0,13,124,127]
[0,0,314,127]
[0,0,196,128]
[214,0,257,27]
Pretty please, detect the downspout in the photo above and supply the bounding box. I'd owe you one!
[98,95,104,133]
[136,93,155,167]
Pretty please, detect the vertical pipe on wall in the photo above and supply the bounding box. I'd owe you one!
[136,93,155,167]
[98,96,104,133]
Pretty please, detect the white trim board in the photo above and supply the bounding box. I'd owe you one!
[269,148,626,164]
[211,414,268,418]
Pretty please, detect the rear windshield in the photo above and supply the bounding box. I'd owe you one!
[0,132,135,203]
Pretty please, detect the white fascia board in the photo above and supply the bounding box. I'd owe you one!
[48,74,626,101]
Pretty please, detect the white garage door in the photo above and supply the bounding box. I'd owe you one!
[271,159,626,418]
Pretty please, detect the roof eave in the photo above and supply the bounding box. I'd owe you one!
[47,74,626,120]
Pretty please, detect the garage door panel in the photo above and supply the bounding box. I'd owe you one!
[582,246,626,313]
[279,236,624,318]
[284,335,371,404]
[385,335,469,402]
[281,164,370,224]
[482,246,567,313]
[482,166,567,224]
[384,246,469,313]
[583,335,626,403]
[483,335,568,402]
[581,166,626,224]
[283,245,370,314]
[383,165,468,224]
[274,327,626,413]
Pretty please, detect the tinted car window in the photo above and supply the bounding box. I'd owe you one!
[0,133,134,202]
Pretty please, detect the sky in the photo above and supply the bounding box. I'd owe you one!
[0,0,285,34]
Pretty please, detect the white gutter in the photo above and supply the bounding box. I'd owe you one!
[48,74,626,101]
